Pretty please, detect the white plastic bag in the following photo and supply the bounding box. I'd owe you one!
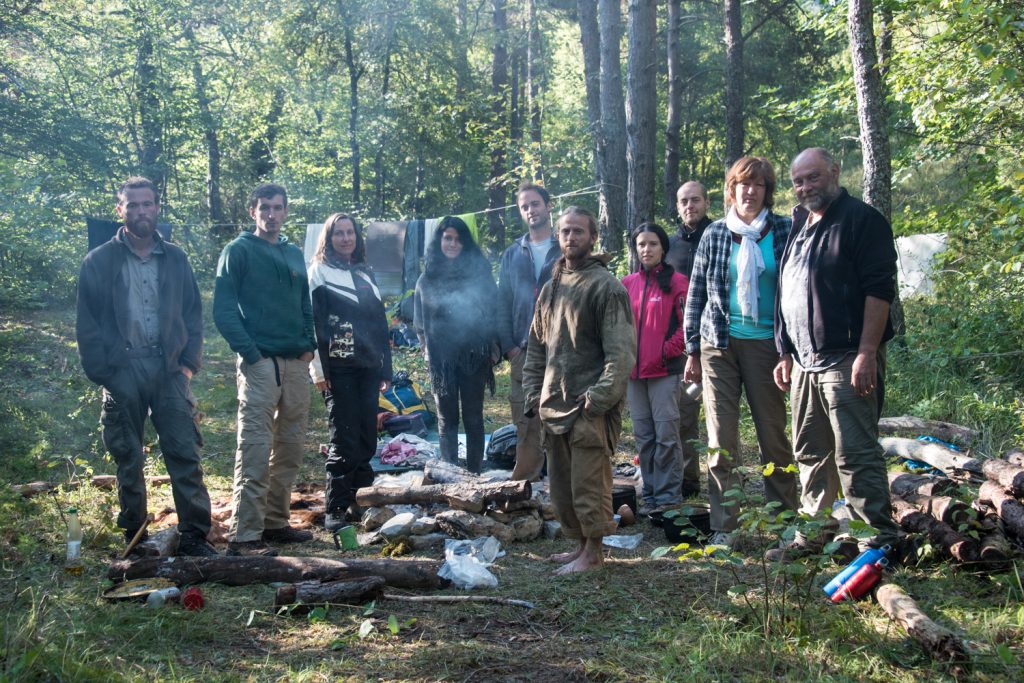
[437,536,504,589]
[602,533,643,550]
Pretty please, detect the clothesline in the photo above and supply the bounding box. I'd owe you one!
[97,184,605,230]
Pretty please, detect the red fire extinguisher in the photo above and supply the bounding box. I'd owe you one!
[831,558,888,603]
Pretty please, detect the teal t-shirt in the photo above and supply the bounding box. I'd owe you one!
[728,231,776,339]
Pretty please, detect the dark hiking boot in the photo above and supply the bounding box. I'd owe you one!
[324,511,346,532]
[226,540,279,557]
[179,536,219,557]
[262,525,314,544]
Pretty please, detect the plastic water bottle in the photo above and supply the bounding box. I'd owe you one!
[146,587,181,608]
[822,545,890,597]
[65,508,83,574]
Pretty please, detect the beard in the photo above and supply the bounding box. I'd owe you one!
[125,216,155,239]
[801,185,839,213]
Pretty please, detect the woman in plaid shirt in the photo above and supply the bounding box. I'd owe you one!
[681,157,798,548]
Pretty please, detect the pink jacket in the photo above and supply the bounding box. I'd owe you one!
[622,266,689,379]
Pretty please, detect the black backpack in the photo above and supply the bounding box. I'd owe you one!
[485,424,517,468]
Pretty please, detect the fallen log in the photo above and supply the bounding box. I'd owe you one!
[888,472,958,498]
[274,577,386,612]
[356,480,531,514]
[891,496,979,563]
[877,416,977,446]
[423,460,482,485]
[977,481,1024,540]
[107,555,448,590]
[1004,447,1024,468]
[978,527,1014,572]
[874,582,970,676]
[899,492,976,528]
[130,527,180,558]
[880,437,983,477]
[980,458,1024,498]
[435,509,516,545]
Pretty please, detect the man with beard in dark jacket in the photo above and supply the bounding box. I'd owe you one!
[76,177,216,556]
[769,148,902,561]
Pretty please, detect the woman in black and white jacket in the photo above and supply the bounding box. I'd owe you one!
[309,213,392,530]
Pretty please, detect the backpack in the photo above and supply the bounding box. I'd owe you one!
[379,371,435,427]
[485,423,517,469]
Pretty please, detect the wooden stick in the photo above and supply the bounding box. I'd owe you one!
[382,593,535,609]
[877,416,977,445]
[122,514,153,559]
[980,458,1024,498]
[356,480,531,514]
[888,472,958,498]
[977,481,1024,540]
[874,582,970,675]
[890,496,978,563]
[880,437,983,477]
[275,577,386,612]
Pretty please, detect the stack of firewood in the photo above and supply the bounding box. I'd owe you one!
[880,418,1022,571]
[355,460,556,547]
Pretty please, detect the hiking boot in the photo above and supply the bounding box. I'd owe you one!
[764,539,817,563]
[178,536,219,557]
[226,540,279,557]
[346,503,364,523]
[324,511,346,532]
[262,525,314,544]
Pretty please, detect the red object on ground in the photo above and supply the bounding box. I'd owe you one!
[182,586,205,610]
[831,561,885,603]
[633,454,640,465]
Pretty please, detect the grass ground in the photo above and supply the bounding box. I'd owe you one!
[1,305,1023,682]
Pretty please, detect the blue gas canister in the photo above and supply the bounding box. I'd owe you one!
[822,545,890,597]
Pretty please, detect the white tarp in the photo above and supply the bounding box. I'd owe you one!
[896,232,948,298]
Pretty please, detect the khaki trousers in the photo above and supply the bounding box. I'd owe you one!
[509,350,545,480]
[229,356,311,542]
[701,338,797,532]
[792,351,900,549]
[544,405,622,540]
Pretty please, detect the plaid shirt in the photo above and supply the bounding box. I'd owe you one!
[683,211,792,354]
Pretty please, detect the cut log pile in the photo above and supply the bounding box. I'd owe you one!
[883,430,1024,570]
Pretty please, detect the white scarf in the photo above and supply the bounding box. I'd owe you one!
[726,207,769,322]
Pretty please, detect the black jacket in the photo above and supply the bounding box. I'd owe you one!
[775,189,897,356]
[496,233,560,354]
[76,229,202,385]
[665,215,712,280]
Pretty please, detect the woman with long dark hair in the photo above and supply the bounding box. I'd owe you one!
[622,223,690,511]
[308,213,391,530]
[414,216,499,473]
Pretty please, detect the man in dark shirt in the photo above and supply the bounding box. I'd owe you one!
[664,181,712,497]
[769,148,901,561]
[76,177,216,556]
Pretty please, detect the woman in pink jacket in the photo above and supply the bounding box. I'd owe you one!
[622,223,690,511]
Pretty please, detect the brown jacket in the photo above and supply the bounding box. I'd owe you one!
[522,253,636,435]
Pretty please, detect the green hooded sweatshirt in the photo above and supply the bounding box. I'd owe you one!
[213,230,316,364]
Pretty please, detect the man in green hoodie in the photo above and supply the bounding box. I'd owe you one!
[522,206,636,575]
[214,183,317,556]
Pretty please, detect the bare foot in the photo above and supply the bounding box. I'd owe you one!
[547,545,585,563]
[553,552,603,575]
